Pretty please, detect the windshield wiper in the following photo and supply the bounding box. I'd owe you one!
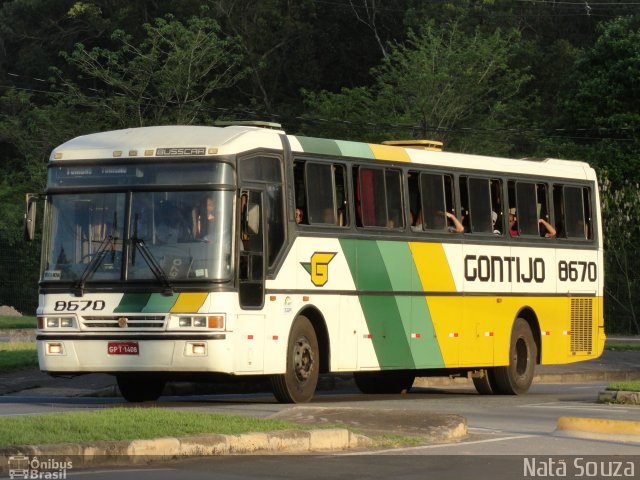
[74,234,116,297]
[131,237,175,296]
[131,214,174,295]
[74,210,119,297]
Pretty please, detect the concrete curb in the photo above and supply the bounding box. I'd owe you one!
[0,428,373,472]
[555,416,640,444]
[598,390,640,405]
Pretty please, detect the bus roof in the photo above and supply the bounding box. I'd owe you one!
[50,125,596,182]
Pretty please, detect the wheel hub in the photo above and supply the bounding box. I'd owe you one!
[293,336,314,382]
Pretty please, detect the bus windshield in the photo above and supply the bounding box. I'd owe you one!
[42,190,233,284]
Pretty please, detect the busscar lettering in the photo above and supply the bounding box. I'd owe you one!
[156,147,206,156]
[464,255,545,283]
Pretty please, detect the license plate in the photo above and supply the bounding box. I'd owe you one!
[107,341,139,355]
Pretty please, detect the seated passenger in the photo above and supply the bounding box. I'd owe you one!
[509,211,519,237]
[538,217,557,238]
[446,211,464,233]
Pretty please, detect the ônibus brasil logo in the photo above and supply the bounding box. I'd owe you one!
[300,252,337,287]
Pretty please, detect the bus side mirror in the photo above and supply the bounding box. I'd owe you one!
[246,203,260,235]
[24,194,37,241]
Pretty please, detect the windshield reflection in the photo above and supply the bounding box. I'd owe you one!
[43,191,233,284]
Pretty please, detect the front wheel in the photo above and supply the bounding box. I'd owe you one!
[117,375,166,402]
[271,315,319,403]
[492,318,537,395]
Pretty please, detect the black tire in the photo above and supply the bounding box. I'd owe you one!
[492,318,537,395]
[353,370,415,394]
[117,375,166,402]
[472,369,498,395]
[271,315,319,403]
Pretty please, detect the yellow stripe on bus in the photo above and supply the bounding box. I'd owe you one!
[427,295,605,368]
[369,144,411,162]
[170,292,208,313]
[409,242,457,292]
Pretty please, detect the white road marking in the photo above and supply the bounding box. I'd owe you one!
[338,434,535,455]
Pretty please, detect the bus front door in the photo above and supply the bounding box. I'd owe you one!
[239,189,265,309]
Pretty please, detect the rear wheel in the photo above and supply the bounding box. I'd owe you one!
[492,318,537,395]
[472,369,498,395]
[353,370,415,394]
[271,315,319,403]
[117,375,166,402]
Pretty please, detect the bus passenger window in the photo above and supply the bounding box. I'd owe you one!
[355,166,403,229]
[408,171,423,231]
[385,169,403,228]
[516,182,538,236]
[421,173,455,231]
[556,185,590,240]
[536,183,556,238]
[298,161,348,227]
[334,165,349,226]
[293,161,307,225]
[582,187,593,240]
[306,163,335,225]
[491,179,503,235]
[465,177,496,234]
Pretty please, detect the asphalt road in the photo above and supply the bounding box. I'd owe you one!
[2,382,639,446]
[3,382,640,479]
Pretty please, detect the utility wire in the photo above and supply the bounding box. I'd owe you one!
[2,72,639,144]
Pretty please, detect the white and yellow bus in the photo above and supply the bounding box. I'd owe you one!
[26,122,604,402]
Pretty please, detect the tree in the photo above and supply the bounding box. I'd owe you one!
[558,16,640,182]
[302,20,531,154]
[599,171,640,334]
[61,14,247,126]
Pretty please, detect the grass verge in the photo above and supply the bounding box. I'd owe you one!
[606,380,640,392]
[0,316,36,329]
[605,342,640,351]
[0,342,38,372]
[0,407,306,446]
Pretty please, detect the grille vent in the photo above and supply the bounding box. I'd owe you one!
[570,298,593,355]
[81,315,165,329]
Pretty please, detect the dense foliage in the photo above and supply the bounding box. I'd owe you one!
[0,1,638,332]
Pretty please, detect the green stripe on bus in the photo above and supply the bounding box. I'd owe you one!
[377,242,444,368]
[340,239,445,369]
[296,136,342,157]
[340,239,414,369]
[114,293,152,313]
[142,293,179,313]
[335,140,375,159]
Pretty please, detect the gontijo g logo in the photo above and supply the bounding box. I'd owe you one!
[300,252,337,287]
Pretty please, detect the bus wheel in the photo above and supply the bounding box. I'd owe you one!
[353,370,415,394]
[271,315,319,403]
[472,369,497,395]
[117,375,166,402]
[492,318,537,395]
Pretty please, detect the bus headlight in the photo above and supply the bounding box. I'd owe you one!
[39,316,76,330]
[193,317,207,328]
[60,318,74,328]
[171,314,225,330]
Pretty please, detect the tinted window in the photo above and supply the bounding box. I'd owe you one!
[240,156,284,267]
[420,173,455,231]
[467,178,493,233]
[356,167,403,229]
